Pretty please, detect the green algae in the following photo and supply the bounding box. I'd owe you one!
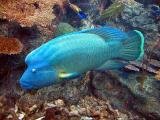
[54,22,76,37]
[100,1,125,20]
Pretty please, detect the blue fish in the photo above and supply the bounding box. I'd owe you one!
[19,27,144,90]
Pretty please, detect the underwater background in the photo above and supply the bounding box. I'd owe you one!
[0,0,160,119]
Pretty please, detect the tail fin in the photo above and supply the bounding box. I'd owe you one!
[119,30,144,61]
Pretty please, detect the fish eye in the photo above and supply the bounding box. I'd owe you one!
[31,68,37,73]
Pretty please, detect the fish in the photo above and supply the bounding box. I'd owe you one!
[69,3,87,19]
[19,27,144,90]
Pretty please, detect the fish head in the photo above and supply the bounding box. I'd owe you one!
[19,62,58,90]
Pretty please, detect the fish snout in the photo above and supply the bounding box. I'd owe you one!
[19,67,58,90]
[19,76,33,90]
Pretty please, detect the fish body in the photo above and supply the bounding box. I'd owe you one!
[20,27,144,89]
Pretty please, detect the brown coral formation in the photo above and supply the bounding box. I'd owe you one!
[0,0,65,27]
[0,36,23,54]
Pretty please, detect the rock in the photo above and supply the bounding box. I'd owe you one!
[150,59,160,68]
[17,112,25,120]
[92,71,160,119]
[151,48,160,61]
[31,77,90,104]
[120,3,159,32]
[54,99,65,107]
[155,70,160,80]
[143,24,158,32]
[29,104,38,113]
[80,117,93,120]
[45,102,57,108]
[44,107,69,120]
[69,105,79,116]
[54,22,76,37]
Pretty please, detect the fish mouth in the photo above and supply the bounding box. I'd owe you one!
[19,80,33,90]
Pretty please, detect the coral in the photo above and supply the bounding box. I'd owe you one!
[0,36,23,55]
[0,0,65,27]
[100,1,125,20]
[0,94,132,120]
[78,96,120,119]
[44,107,69,120]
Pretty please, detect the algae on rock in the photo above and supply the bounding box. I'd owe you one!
[54,22,76,37]
[100,1,125,20]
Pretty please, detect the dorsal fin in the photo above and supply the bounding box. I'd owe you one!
[78,27,128,41]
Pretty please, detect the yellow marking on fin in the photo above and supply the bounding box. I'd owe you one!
[69,3,81,13]
[58,70,70,79]
[59,72,70,78]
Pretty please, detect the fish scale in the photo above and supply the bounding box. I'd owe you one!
[47,34,110,73]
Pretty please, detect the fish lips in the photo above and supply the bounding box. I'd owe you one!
[19,79,33,90]
[19,71,34,90]
[19,67,58,90]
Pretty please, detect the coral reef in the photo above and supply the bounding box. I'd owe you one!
[0,0,65,27]
[135,0,157,5]
[0,0,160,119]
[92,71,160,119]
[0,36,23,54]
[0,95,137,120]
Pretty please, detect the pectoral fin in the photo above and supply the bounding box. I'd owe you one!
[58,71,80,79]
